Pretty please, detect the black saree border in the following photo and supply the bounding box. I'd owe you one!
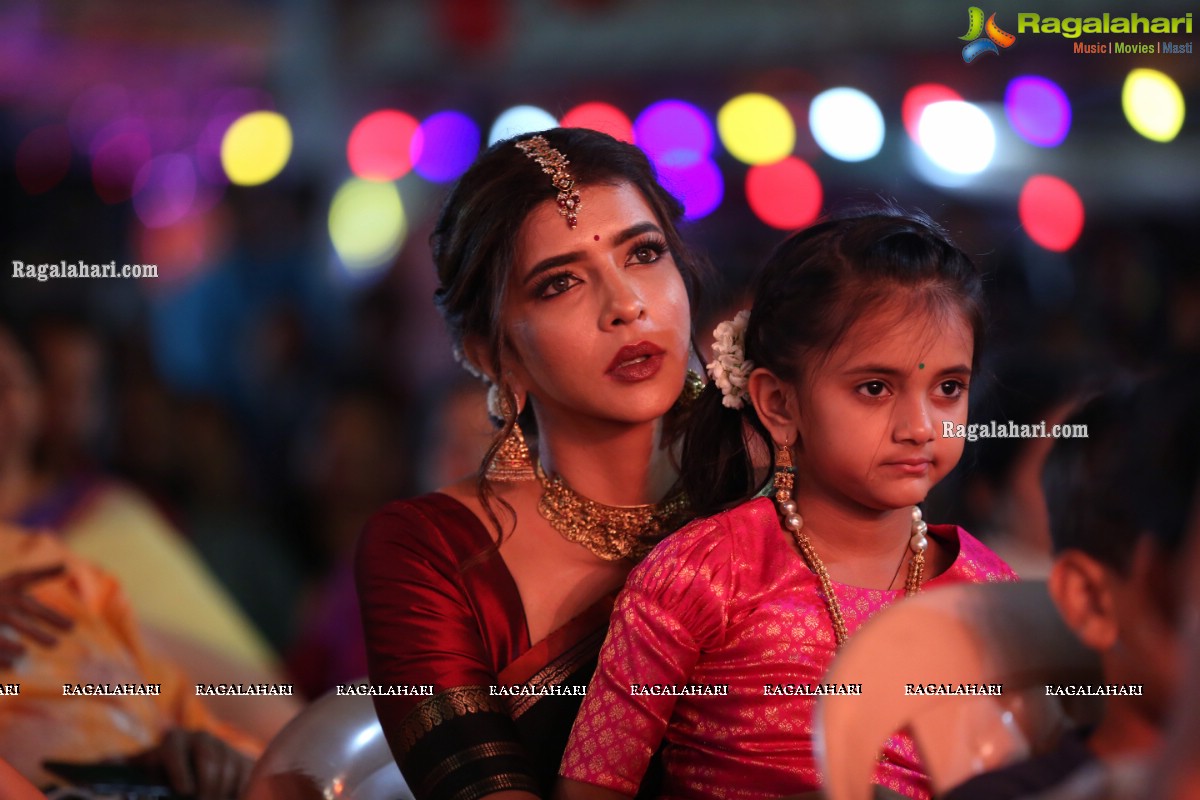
[502,625,607,719]
[396,685,540,800]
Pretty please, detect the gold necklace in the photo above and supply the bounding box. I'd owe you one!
[535,461,690,561]
[772,444,926,646]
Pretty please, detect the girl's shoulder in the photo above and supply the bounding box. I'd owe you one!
[931,524,1020,584]
[628,496,780,595]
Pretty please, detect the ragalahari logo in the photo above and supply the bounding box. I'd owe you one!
[960,7,1017,62]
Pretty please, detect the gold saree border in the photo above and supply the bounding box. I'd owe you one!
[395,685,506,753]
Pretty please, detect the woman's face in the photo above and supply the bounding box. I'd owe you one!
[500,181,692,431]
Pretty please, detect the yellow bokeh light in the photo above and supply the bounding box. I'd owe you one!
[220,111,293,186]
[328,178,407,273]
[717,93,795,165]
[1122,69,1185,143]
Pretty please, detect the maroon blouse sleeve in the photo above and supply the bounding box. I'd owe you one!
[355,494,539,799]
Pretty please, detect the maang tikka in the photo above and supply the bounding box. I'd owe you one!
[515,135,582,229]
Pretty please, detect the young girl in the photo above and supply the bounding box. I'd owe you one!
[356,128,706,800]
[557,209,1017,800]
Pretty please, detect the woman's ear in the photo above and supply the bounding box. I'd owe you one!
[1048,550,1120,651]
[748,367,799,445]
[461,334,496,384]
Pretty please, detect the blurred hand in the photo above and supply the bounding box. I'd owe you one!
[0,563,73,668]
[135,729,252,800]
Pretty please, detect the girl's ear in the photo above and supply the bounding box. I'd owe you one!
[748,367,799,444]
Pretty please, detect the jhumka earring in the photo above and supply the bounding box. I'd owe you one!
[485,385,535,483]
[673,369,705,411]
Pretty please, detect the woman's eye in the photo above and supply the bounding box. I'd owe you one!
[857,381,889,397]
[628,242,666,265]
[538,273,581,298]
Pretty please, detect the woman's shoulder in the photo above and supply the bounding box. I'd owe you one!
[933,524,1020,583]
[358,492,492,567]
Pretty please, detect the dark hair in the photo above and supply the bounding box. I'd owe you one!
[1043,364,1200,571]
[430,127,706,532]
[682,206,985,517]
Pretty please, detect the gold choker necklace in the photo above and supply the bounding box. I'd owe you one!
[535,462,689,561]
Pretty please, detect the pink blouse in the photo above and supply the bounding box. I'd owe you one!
[560,497,1017,800]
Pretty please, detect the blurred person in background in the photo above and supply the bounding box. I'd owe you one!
[0,521,258,797]
[0,320,298,741]
[942,364,1199,800]
[286,383,409,699]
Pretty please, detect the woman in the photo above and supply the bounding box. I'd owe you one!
[355,128,707,800]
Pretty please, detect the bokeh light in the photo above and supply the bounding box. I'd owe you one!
[220,111,292,186]
[561,102,634,143]
[809,88,885,162]
[655,158,723,220]
[16,124,72,195]
[328,178,407,275]
[132,154,197,229]
[91,119,152,204]
[746,157,823,230]
[135,206,229,289]
[717,93,795,165]
[1122,69,1186,143]
[413,111,481,182]
[488,105,558,146]
[347,110,421,181]
[1019,175,1084,252]
[68,83,131,152]
[634,100,714,169]
[902,84,962,140]
[916,101,996,175]
[1005,76,1071,147]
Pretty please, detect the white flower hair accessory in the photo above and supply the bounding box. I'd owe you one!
[706,309,754,409]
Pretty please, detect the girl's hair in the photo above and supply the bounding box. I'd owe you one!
[430,127,707,534]
[681,206,985,517]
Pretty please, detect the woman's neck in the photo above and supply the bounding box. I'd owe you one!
[536,415,675,507]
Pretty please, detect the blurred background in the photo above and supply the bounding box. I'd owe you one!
[1,0,1196,699]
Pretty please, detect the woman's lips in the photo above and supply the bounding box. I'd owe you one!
[606,342,666,382]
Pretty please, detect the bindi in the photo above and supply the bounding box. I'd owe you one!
[594,234,600,241]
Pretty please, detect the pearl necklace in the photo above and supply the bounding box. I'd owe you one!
[773,445,927,646]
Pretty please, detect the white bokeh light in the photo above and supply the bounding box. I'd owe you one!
[808,88,885,162]
[487,105,558,146]
[916,101,996,175]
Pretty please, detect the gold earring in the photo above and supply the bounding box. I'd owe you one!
[773,440,801,532]
[486,385,535,483]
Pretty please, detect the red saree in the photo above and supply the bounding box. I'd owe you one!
[356,493,641,799]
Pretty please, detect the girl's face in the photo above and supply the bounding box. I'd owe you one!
[794,300,973,513]
[500,181,692,431]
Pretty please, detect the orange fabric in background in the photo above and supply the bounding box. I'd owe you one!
[0,523,261,787]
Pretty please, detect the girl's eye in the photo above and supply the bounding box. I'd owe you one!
[857,381,890,398]
[537,273,581,298]
[937,380,968,398]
